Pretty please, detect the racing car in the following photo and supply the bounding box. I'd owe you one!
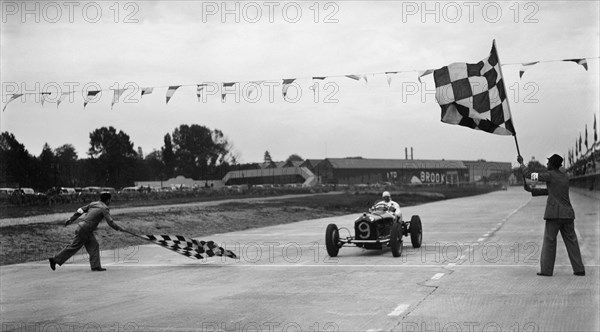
[325,202,422,257]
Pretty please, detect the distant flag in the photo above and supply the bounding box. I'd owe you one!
[569,149,573,166]
[165,86,180,104]
[221,82,236,102]
[141,87,154,97]
[57,91,74,108]
[563,58,588,71]
[579,133,582,153]
[282,79,296,98]
[312,76,326,81]
[433,41,515,136]
[575,138,579,157]
[2,93,23,112]
[585,125,588,150]
[594,114,598,143]
[123,232,237,260]
[519,61,539,79]
[111,89,126,110]
[385,71,398,86]
[418,69,434,83]
[83,90,101,108]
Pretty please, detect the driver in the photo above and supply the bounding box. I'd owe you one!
[376,191,402,221]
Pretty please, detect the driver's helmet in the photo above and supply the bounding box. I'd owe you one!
[382,191,391,200]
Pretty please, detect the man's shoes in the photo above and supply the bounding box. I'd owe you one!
[574,271,586,276]
[536,272,552,276]
[91,267,107,272]
[49,258,56,271]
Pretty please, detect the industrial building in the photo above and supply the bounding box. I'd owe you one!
[221,158,512,186]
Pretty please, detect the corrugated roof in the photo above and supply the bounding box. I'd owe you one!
[324,158,467,169]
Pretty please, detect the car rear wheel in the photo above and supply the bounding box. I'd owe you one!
[410,215,422,248]
[325,224,340,257]
[390,222,403,257]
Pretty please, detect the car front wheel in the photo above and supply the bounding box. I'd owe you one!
[390,222,403,257]
[325,223,340,257]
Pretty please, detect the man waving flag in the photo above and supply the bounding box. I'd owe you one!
[433,41,515,136]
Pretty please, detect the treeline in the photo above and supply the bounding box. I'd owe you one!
[0,124,242,191]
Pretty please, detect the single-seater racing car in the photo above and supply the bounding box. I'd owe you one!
[325,201,422,257]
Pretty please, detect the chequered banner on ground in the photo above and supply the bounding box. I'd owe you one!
[138,234,238,260]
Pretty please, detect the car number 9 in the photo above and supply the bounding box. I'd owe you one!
[358,221,370,239]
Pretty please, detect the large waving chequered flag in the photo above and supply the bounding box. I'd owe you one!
[433,42,515,136]
[128,232,237,260]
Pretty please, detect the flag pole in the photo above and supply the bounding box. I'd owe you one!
[493,39,526,182]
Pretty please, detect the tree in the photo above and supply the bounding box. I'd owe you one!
[285,154,303,164]
[162,133,175,179]
[55,144,77,163]
[143,150,165,181]
[0,132,33,187]
[264,151,272,164]
[37,143,56,190]
[88,126,137,188]
[170,124,232,179]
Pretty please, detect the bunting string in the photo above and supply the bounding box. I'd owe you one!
[2,55,599,112]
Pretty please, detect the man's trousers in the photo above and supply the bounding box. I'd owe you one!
[540,219,585,275]
[53,226,101,269]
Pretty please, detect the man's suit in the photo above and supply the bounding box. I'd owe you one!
[521,165,585,275]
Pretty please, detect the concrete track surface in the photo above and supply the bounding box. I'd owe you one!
[1,188,598,331]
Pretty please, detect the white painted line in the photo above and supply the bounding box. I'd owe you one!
[387,304,410,317]
[477,237,485,242]
[431,273,445,280]
[459,255,466,260]
[367,329,382,332]
[447,263,456,266]
[497,222,503,226]
[483,233,489,237]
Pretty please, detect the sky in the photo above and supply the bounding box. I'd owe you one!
[1,0,599,166]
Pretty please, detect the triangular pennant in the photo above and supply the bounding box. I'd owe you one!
[166,86,181,104]
[282,79,296,98]
[518,61,539,79]
[196,84,206,102]
[221,82,236,102]
[385,72,398,86]
[418,69,434,83]
[312,76,326,81]
[141,87,154,97]
[345,74,367,83]
[57,91,74,108]
[111,89,126,110]
[83,90,100,108]
[2,93,23,112]
[40,92,51,107]
[246,81,263,98]
[563,58,588,71]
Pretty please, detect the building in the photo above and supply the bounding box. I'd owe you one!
[313,158,468,185]
[462,160,513,183]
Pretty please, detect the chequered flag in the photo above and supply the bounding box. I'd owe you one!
[433,43,515,136]
[138,234,237,260]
